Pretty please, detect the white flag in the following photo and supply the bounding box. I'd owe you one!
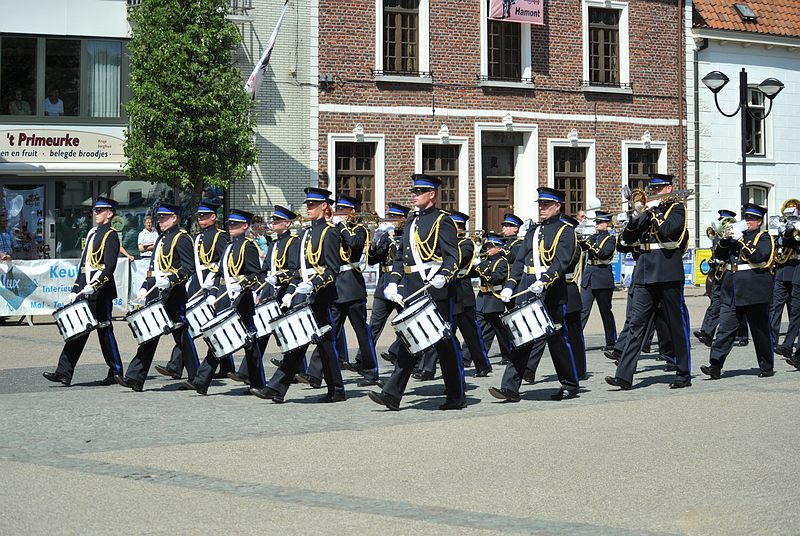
[244,0,290,99]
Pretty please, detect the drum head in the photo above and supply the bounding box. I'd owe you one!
[393,295,431,324]
[203,308,237,329]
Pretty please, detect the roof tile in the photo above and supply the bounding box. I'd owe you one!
[694,0,800,38]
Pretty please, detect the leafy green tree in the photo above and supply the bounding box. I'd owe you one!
[125,0,256,210]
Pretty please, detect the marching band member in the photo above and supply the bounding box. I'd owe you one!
[185,209,266,395]
[252,187,345,403]
[501,213,524,265]
[360,202,409,366]
[305,195,379,386]
[579,210,617,352]
[473,232,513,367]
[156,199,232,381]
[700,203,775,379]
[228,205,299,384]
[490,187,580,402]
[605,174,692,391]
[368,174,466,411]
[116,203,199,391]
[44,197,123,386]
[771,204,800,358]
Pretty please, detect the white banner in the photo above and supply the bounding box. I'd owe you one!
[0,259,129,317]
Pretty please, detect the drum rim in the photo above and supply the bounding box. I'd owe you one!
[202,308,242,330]
[391,296,433,324]
[270,304,312,323]
[124,300,167,319]
[53,300,91,315]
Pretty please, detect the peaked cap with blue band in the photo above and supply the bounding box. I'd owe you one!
[272,205,297,221]
[718,209,737,219]
[387,202,411,217]
[410,173,441,191]
[502,213,523,227]
[449,210,470,225]
[560,214,579,227]
[336,195,360,211]
[228,209,254,224]
[197,199,220,214]
[484,231,505,246]
[157,203,180,216]
[536,187,564,204]
[303,187,333,204]
[648,173,674,187]
[742,203,766,219]
[93,197,119,211]
[595,210,613,222]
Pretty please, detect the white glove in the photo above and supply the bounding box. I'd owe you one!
[295,281,314,294]
[646,199,661,209]
[332,216,344,226]
[731,228,744,241]
[66,292,78,304]
[631,201,645,220]
[281,293,293,308]
[80,285,95,296]
[430,274,447,289]
[528,280,545,296]
[227,281,243,294]
[155,276,171,290]
[472,255,482,267]
[384,282,401,303]
[500,288,513,303]
[378,222,395,233]
[266,274,278,286]
[136,288,148,301]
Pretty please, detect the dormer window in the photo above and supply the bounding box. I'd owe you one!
[734,3,757,22]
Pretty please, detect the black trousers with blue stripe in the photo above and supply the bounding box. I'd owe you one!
[501,303,579,394]
[710,301,773,373]
[55,296,123,382]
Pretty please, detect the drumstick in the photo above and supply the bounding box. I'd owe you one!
[187,287,206,302]
[398,283,432,307]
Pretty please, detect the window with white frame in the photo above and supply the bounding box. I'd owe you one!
[628,148,659,191]
[480,0,532,84]
[582,0,629,91]
[554,147,587,216]
[375,0,430,78]
[745,86,767,157]
[335,143,376,213]
[422,144,459,213]
[747,185,768,213]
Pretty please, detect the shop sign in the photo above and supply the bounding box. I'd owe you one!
[488,0,544,25]
[0,128,125,165]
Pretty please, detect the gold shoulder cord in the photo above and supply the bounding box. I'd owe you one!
[87,229,112,269]
[651,202,687,247]
[157,230,188,274]
[740,230,775,269]
[414,214,445,262]
[199,229,221,268]
[569,251,583,284]
[307,226,330,267]
[539,224,567,265]
[275,235,296,270]
[228,240,249,276]
[488,257,509,299]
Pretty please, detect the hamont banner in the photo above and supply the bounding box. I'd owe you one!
[488,0,544,25]
[0,259,129,316]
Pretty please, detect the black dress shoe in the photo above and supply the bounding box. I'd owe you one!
[343,362,365,374]
[604,348,621,361]
[498,358,510,366]
[550,388,579,401]
[642,345,653,354]
[774,345,792,358]
[602,344,616,352]
[42,371,71,386]
[693,330,713,346]
[734,338,749,347]
[270,358,284,368]
[669,379,692,389]
[182,380,208,395]
[250,386,284,402]
[605,376,632,390]
[227,372,250,384]
[154,365,181,380]
[758,369,775,378]
[357,378,384,387]
[488,386,520,402]
[368,390,400,411]
[474,368,492,377]
[380,352,397,364]
[700,364,721,379]
[115,375,143,392]
[438,397,467,410]
[98,375,116,386]
[522,369,535,384]
[295,373,323,388]
[663,362,678,372]
[318,392,346,403]
[412,371,435,381]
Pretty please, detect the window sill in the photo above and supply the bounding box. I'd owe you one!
[478,80,534,90]
[373,73,432,85]
[581,84,633,95]
[736,157,774,165]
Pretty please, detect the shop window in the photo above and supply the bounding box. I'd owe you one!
[45,39,81,116]
[335,143,376,214]
[87,41,122,118]
[423,144,459,213]
[628,148,659,192]
[1,185,46,260]
[554,147,587,216]
[1,36,37,116]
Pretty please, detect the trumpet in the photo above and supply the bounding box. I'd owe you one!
[706,216,736,239]
[721,219,748,239]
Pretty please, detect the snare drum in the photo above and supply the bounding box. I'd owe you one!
[500,298,555,349]
[125,301,175,345]
[185,295,215,339]
[269,305,332,354]
[53,299,98,342]
[202,309,251,357]
[391,295,451,356]
[253,299,282,337]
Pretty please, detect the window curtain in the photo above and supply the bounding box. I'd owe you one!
[87,41,121,118]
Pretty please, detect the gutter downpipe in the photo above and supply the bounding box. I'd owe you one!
[694,36,709,249]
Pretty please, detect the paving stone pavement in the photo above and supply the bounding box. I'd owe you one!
[2,290,799,535]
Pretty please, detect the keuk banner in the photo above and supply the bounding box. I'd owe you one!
[488,0,544,25]
[0,259,129,316]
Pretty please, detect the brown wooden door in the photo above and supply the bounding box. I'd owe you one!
[482,146,515,232]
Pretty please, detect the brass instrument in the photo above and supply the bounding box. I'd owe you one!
[707,216,737,240]
[721,219,747,239]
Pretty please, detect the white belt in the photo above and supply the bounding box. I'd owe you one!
[524,265,548,275]
[339,262,363,273]
[640,241,679,251]
[724,262,768,272]
[404,261,442,274]
[457,268,470,277]
[481,284,503,292]
[588,260,612,266]
[565,272,575,280]
[301,267,319,279]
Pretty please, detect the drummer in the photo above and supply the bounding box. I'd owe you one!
[473,232,514,369]
[185,209,266,395]
[43,197,124,387]
[367,174,466,411]
[251,187,345,403]
[155,199,233,381]
[115,203,199,391]
[490,187,580,402]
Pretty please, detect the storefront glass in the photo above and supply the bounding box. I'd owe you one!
[1,184,46,259]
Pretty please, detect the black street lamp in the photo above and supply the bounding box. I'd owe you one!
[701,68,784,209]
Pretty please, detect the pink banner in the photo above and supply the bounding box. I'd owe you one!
[488,0,544,25]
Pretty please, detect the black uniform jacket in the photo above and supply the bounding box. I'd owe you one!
[369,229,401,301]
[73,222,120,301]
[475,252,509,315]
[505,214,576,308]
[262,229,299,301]
[143,225,195,305]
[190,226,228,295]
[623,201,686,285]
[716,228,775,307]
[775,231,800,283]
[286,217,340,304]
[335,221,368,303]
[503,235,523,266]
[454,236,477,314]
[388,205,459,303]
[581,230,616,290]
[225,234,262,316]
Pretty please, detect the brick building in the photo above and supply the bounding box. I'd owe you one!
[317,0,687,230]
